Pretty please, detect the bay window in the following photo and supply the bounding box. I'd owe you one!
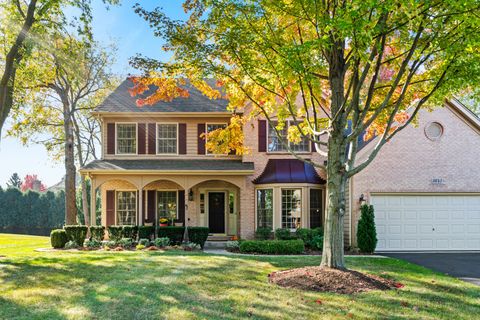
[282,189,302,229]
[256,189,273,229]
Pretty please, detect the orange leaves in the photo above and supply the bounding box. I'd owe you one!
[364,111,410,141]
[128,76,190,107]
[203,115,247,155]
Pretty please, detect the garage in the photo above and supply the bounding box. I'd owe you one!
[371,194,480,251]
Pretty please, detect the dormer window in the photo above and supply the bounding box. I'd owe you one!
[116,123,137,154]
[157,123,178,154]
[268,121,309,152]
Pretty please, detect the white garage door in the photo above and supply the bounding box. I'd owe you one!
[371,194,480,251]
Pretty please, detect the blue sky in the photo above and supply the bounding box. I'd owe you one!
[0,1,184,188]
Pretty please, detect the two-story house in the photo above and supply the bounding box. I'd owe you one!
[80,79,480,251]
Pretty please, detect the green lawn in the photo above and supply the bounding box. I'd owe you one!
[0,234,479,320]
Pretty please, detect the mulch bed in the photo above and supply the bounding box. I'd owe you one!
[269,266,400,294]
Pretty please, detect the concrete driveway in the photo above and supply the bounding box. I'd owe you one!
[382,252,480,286]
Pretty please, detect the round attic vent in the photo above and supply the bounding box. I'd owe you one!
[425,122,444,140]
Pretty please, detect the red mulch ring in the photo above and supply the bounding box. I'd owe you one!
[269,267,400,294]
[146,246,158,251]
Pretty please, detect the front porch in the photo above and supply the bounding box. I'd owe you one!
[87,175,248,238]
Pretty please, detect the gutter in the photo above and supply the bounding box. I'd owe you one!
[79,169,255,176]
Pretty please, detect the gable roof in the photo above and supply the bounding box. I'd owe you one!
[94,79,230,113]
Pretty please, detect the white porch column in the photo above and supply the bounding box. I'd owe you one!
[89,176,96,226]
[183,189,189,243]
[138,188,143,226]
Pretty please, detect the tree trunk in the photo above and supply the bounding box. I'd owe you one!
[321,42,348,269]
[0,0,37,136]
[80,175,90,226]
[64,105,77,225]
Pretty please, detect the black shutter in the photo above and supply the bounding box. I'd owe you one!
[258,120,267,152]
[107,123,115,154]
[197,123,206,154]
[178,190,185,224]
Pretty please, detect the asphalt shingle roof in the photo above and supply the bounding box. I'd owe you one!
[81,159,254,172]
[95,79,230,113]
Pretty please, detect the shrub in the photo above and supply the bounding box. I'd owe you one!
[239,239,304,255]
[138,226,155,239]
[103,240,117,248]
[108,226,123,241]
[138,238,150,247]
[357,204,378,253]
[89,226,105,241]
[154,237,170,248]
[226,240,240,251]
[310,235,324,251]
[275,228,294,240]
[158,226,185,244]
[64,225,88,246]
[136,244,145,250]
[84,239,101,249]
[50,229,68,249]
[255,227,272,240]
[122,225,138,239]
[118,238,134,248]
[188,227,209,248]
[64,240,79,249]
[296,227,324,248]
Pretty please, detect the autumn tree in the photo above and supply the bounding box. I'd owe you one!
[6,172,22,189]
[131,0,480,268]
[0,0,118,137]
[21,174,46,192]
[8,35,116,225]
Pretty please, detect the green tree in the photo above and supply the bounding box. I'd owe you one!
[6,173,22,189]
[357,205,377,253]
[0,0,118,137]
[131,0,480,268]
[7,35,117,225]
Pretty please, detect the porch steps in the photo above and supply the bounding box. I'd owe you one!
[204,241,229,249]
[207,235,232,241]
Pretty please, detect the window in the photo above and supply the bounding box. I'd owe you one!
[268,121,309,152]
[116,191,136,225]
[116,123,137,154]
[256,189,273,229]
[157,123,178,154]
[157,191,177,220]
[425,122,444,141]
[229,191,235,214]
[282,189,302,229]
[206,123,227,154]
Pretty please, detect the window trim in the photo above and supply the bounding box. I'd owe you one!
[266,120,311,154]
[205,122,228,155]
[280,188,303,231]
[255,187,274,230]
[115,122,138,155]
[156,122,179,155]
[156,189,179,219]
[115,190,137,225]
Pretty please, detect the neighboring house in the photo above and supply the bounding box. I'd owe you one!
[80,79,480,251]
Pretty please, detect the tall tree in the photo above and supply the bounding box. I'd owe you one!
[0,0,118,137]
[6,172,22,189]
[8,35,116,225]
[21,174,46,192]
[131,0,480,268]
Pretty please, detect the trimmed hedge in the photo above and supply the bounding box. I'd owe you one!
[239,239,305,255]
[89,226,105,241]
[107,226,123,241]
[255,227,272,240]
[296,227,323,249]
[122,226,138,239]
[158,226,185,245]
[64,225,88,245]
[138,226,155,239]
[188,227,209,248]
[50,229,68,248]
[275,228,294,240]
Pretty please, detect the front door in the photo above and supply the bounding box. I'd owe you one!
[208,192,225,233]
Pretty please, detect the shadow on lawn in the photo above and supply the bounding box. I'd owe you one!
[0,252,479,319]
